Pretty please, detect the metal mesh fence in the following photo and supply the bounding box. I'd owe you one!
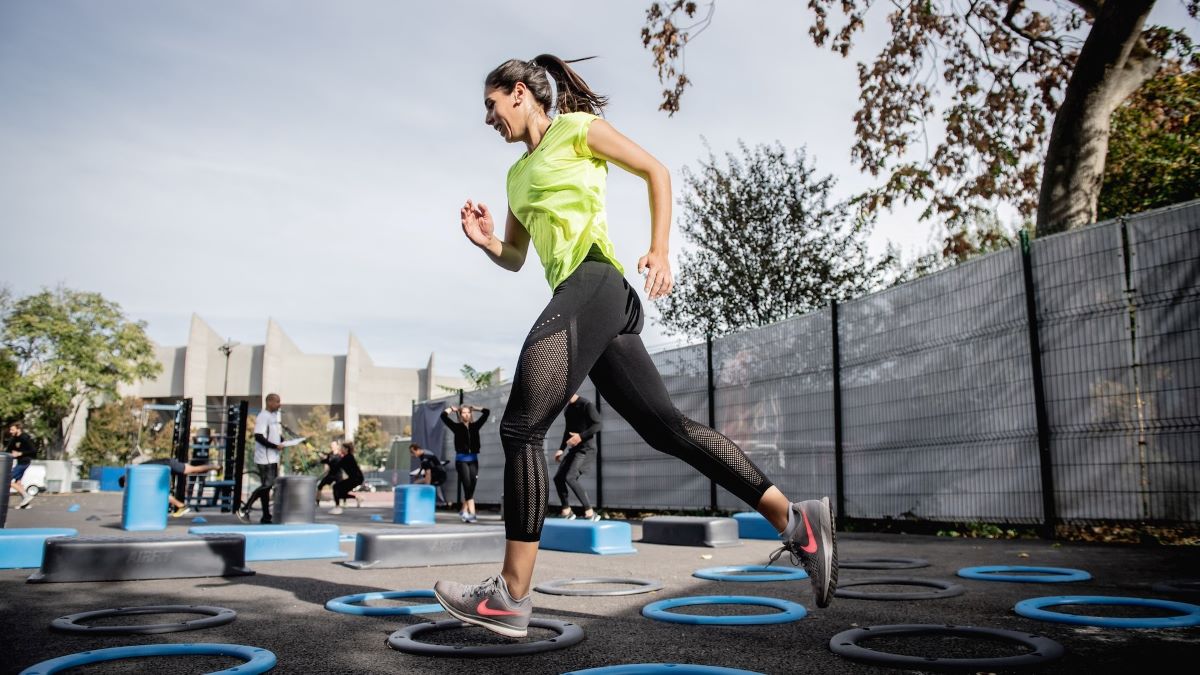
[1128,204,1200,521]
[839,249,1042,523]
[712,311,836,511]
[598,342,711,510]
[417,200,1200,525]
[1031,219,1142,521]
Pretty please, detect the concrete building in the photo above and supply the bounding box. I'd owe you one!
[127,314,472,438]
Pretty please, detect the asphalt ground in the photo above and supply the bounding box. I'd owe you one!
[2,492,1198,674]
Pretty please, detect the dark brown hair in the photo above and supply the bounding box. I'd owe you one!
[485,54,608,116]
[341,440,355,455]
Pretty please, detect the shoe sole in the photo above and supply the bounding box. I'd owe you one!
[433,588,528,639]
[807,497,838,608]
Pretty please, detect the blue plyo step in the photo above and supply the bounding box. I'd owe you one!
[189,524,345,561]
[0,528,77,569]
[393,485,436,525]
[641,516,741,548]
[733,512,779,540]
[27,534,254,583]
[344,525,505,569]
[540,520,637,555]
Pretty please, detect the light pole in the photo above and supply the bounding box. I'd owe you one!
[218,339,239,414]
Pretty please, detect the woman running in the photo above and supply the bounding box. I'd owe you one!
[433,54,837,638]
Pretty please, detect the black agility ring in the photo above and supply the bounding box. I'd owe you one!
[535,577,664,596]
[834,577,965,601]
[1152,579,1200,595]
[50,605,237,635]
[840,557,930,570]
[829,624,1065,671]
[386,618,584,657]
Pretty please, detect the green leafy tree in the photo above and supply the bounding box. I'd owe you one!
[1099,66,1200,218]
[0,287,161,458]
[439,364,501,394]
[290,406,338,475]
[658,141,892,338]
[641,1,1199,234]
[76,397,176,476]
[354,416,391,470]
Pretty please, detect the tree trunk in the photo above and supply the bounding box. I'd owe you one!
[1036,0,1160,235]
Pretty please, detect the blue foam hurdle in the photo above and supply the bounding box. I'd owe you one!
[122,464,170,531]
[540,519,637,555]
[0,528,77,569]
[733,512,779,540]
[393,485,435,525]
[189,524,345,561]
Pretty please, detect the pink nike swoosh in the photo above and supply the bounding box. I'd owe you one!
[476,598,521,616]
[800,510,819,554]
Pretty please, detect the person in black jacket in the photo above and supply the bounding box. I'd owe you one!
[330,441,363,515]
[316,440,343,504]
[5,422,39,509]
[440,405,489,522]
[553,393,601,521]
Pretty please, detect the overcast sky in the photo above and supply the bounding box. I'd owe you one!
[2,1,1194,382]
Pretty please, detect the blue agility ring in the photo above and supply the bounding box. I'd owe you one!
[325,589,443,616]
[19,643,276,675]
[958,565,1091,583]
[642,595,807,625]
[693,565,808,583]
[1014,595,1200,629]
[565,665,765,675]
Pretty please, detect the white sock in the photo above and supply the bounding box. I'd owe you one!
[779,506,799,541]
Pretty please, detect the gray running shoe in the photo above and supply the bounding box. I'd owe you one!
[17,495,34,509]
[235,508,250,523]
[433,574,533,638]
[769,497,838,608]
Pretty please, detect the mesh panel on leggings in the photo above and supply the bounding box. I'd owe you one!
[680,417,767,489]
[505,329,570,538]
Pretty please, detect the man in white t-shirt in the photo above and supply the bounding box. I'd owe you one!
[238,392,284,524]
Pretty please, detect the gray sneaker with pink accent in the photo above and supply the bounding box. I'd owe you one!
[433,574,533,638]
[769,496,838,608]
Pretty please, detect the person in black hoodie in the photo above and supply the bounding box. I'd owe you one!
[316,440,343,504]
[440,405,489,522]
[330,441,363,515]
[553,393,602,521]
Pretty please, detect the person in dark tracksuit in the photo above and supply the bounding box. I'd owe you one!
[316,440,343,504]
[553,393,601,521]
[330,441,363,515]
[440,405,490,522]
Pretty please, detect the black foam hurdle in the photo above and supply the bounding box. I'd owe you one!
[640,516,741,548]
[27,534,255,583]
[344,525,505,570]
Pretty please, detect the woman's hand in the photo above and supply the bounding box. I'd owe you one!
[637,250,674,300]
[460,200,495,248]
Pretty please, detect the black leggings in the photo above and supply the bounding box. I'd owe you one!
[501,260,773,542]
[456,460,479,501]
[244,463,278,520]
[333,478,361,505]
[554,449,593,511]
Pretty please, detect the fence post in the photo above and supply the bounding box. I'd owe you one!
[706,334,718,512]
[831,301,846,530]
[594,395,604,510]
[1020,230,1057,538]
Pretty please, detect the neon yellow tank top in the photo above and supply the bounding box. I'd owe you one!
[506,112,624,289]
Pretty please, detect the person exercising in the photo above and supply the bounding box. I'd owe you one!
[440,405,489,522]
[432,55,837,639]
[553,393,601,521]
